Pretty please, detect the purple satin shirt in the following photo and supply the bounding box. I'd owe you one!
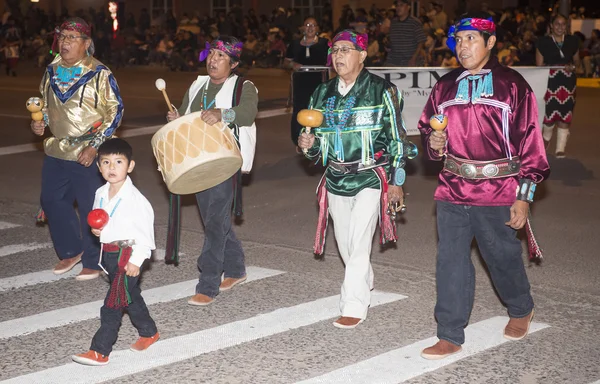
[418,57,550,206]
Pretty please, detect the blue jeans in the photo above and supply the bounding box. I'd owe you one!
[434,201,534,345]
[40,156,103,270]
[194,176,246,298]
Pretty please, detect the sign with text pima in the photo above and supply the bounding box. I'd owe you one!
[368,67,550,136]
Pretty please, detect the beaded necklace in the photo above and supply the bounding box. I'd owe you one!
[324,95,357,162]
[99,197,122,217]
[202,83,216,110]
[54,65,83,91]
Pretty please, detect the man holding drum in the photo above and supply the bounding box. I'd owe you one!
[31,17,123,281]
[166,36,258,306]
[298,30,417,329]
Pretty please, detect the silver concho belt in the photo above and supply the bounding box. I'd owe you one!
[443,154,520,179]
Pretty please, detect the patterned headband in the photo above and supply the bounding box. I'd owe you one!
[326,30,368,66]
[50,20,92,56]
[199,40,244,62]
[56,20,92,37]
[446,18,496,53]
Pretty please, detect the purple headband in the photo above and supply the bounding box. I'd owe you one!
[327,30,368,66]
[199,40,243,62]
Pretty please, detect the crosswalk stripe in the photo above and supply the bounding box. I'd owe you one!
[0,266,284,340]
[0,249,173,292]
[0,221,20,230]
[0,290,406,384]
[0,242,52,258]
[0,266,82,292]
[295,316,550,384]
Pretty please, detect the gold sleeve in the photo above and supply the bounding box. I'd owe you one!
[89,69,124,149]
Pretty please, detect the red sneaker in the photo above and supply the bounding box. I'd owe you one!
[130,332,160,352]
[72,350,109,366]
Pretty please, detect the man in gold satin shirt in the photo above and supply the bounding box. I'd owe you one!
[31,17,124,281]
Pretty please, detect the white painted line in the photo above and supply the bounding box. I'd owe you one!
[150,249,185,261]
[0,266,82,292]
[0,249,171,292]
[256,107,290,119]
[0,143,41,156]
[295,316,550,384]
[0,266,285,340]
[0,242,52,258]
[0,113,32,119]
[0,221,20,230]
[0,108,288,157]
[0,291,406,384]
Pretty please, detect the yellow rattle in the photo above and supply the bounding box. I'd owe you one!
[430,114,448,155]
[297,109,324,154]
[26,97,45,121]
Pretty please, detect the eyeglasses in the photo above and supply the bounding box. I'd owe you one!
[305,23,316,28]
[58,34,86,42]
[331,46,359,55]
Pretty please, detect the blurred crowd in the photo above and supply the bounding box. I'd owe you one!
[0,1,599,77]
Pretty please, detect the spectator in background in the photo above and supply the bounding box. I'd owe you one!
[241,32,259,66]
[388,0,426,66]
[582,29,600,77]
[536,13,581,158]
[285,16,329,146]
[431,2,448,31]
[517,39,536,66]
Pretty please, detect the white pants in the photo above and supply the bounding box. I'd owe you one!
[327,188,380,319]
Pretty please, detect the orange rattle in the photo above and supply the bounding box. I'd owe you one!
[26,97,45,121]
[297,109,324,154]
[430,114,448,155]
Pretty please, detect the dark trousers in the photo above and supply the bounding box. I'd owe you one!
[90,250,157,356]
[40,156,104,269]
[435,201,534,345]
[194,176,246,298]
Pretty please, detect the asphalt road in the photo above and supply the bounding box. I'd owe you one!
[0,62,598,384]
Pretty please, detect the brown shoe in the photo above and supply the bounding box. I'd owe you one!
[219,276,247,292]
[75,268,101,281]
[421,340,462,360]
[53,254,82,275]
[187,293,214,306]
[130,332,160,352]
[504,309,535,341]
[332,316,363,329]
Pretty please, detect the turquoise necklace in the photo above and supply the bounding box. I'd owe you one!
[324,95,357,163]
[55,65,82,89]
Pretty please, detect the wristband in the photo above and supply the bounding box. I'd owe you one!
[516,178,536,203]
[389,167,406,186]
[89,134,106,150]
[222,108,236,124]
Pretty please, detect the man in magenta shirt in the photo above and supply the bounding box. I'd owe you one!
[418,12,550,360]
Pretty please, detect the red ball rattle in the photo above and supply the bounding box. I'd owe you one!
[430,114,448,156]
[87,209,109,230]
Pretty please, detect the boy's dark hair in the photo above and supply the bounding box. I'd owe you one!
[97,138,133,162]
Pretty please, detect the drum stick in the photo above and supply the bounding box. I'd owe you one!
[155,78,174,113]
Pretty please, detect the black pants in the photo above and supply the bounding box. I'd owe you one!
[90,250,157,356]
[194,176,246,298]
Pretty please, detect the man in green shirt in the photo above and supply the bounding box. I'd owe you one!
[298,30,417,329]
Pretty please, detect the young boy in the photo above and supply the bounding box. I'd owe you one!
[72,138,159,366]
